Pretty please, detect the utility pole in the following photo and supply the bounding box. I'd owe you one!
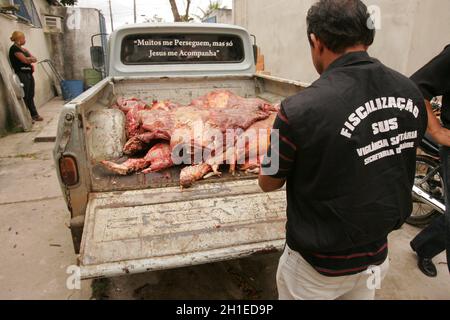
[108,0,114,31]
[133,0,137,23]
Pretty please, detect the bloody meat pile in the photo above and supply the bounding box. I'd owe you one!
[101,90,279,187]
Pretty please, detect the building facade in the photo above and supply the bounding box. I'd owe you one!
[0,1,106,134]
[0,0,56,134]
[233,0,450,83]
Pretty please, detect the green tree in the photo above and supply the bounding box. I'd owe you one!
[195,0,227,21]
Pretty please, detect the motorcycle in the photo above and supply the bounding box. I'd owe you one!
[409,100,446,227]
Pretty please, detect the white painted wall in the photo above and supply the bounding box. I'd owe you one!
[62,7,103,80]
[0,71,11,135]
[233,0,450,83]
[0,0,55,134]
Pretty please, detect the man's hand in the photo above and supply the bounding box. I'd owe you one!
[425,99,450,147]
[258,174,286,192]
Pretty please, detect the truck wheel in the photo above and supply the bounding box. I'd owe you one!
[407,155,443,228]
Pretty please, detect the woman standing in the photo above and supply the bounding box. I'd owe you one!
[8,31,43,122]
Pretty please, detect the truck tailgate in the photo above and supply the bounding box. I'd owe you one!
[79,179,286,279]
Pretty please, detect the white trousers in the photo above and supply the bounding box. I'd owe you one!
[276,244,389,300]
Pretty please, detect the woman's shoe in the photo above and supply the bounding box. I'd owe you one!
[32,115,44,121]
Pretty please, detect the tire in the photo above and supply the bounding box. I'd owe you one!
[407,155,444,227]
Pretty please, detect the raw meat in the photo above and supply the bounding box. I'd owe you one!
[141,143,174,174]
[101,158,149,176]
[236,113,277,173]
[101,143,172,175]
[113,97,181,139]
[180,164,221,188]
[113,97,148,115]
[125,90,275,156]
[101,90,279,187]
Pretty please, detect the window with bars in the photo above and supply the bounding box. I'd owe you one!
[13,0,42,27]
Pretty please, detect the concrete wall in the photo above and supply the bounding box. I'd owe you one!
[233,0,450,83]
[0,4,104,134]
[0,71,12,135]
[0,0,55,134]
[64,8,103,80]
[48,7,104,81]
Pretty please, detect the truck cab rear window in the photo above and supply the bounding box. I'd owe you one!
[121,34,245,65]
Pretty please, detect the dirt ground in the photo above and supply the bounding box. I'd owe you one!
[0,98,449,300]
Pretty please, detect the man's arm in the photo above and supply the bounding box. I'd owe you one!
[259,175,286,193]
[411,45,450,146]
[258,104,296,193]
[425,99,450,147]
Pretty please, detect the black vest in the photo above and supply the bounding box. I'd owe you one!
[283,52,427,253]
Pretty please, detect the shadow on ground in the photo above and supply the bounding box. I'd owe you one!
[92,253,281,300]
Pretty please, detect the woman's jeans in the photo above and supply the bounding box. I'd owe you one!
[17,72,38,118]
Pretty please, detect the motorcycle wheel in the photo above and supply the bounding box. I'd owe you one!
[407,155,444,227]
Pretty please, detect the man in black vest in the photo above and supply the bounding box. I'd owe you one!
[259,0,427,299]
[410,45,450,277]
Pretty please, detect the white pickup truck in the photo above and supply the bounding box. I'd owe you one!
[53,23,307,279]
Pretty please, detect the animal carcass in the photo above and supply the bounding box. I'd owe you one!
[101,90,279,187]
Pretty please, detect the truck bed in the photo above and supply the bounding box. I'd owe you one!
[65,74,305,278]
[80,179,286,279]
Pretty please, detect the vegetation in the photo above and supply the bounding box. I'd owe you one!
[169,0,193,22]
[195,0,227,21]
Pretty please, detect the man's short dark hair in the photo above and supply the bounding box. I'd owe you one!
[307,0,375,54]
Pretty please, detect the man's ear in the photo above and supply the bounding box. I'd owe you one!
[310,34,324,54]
